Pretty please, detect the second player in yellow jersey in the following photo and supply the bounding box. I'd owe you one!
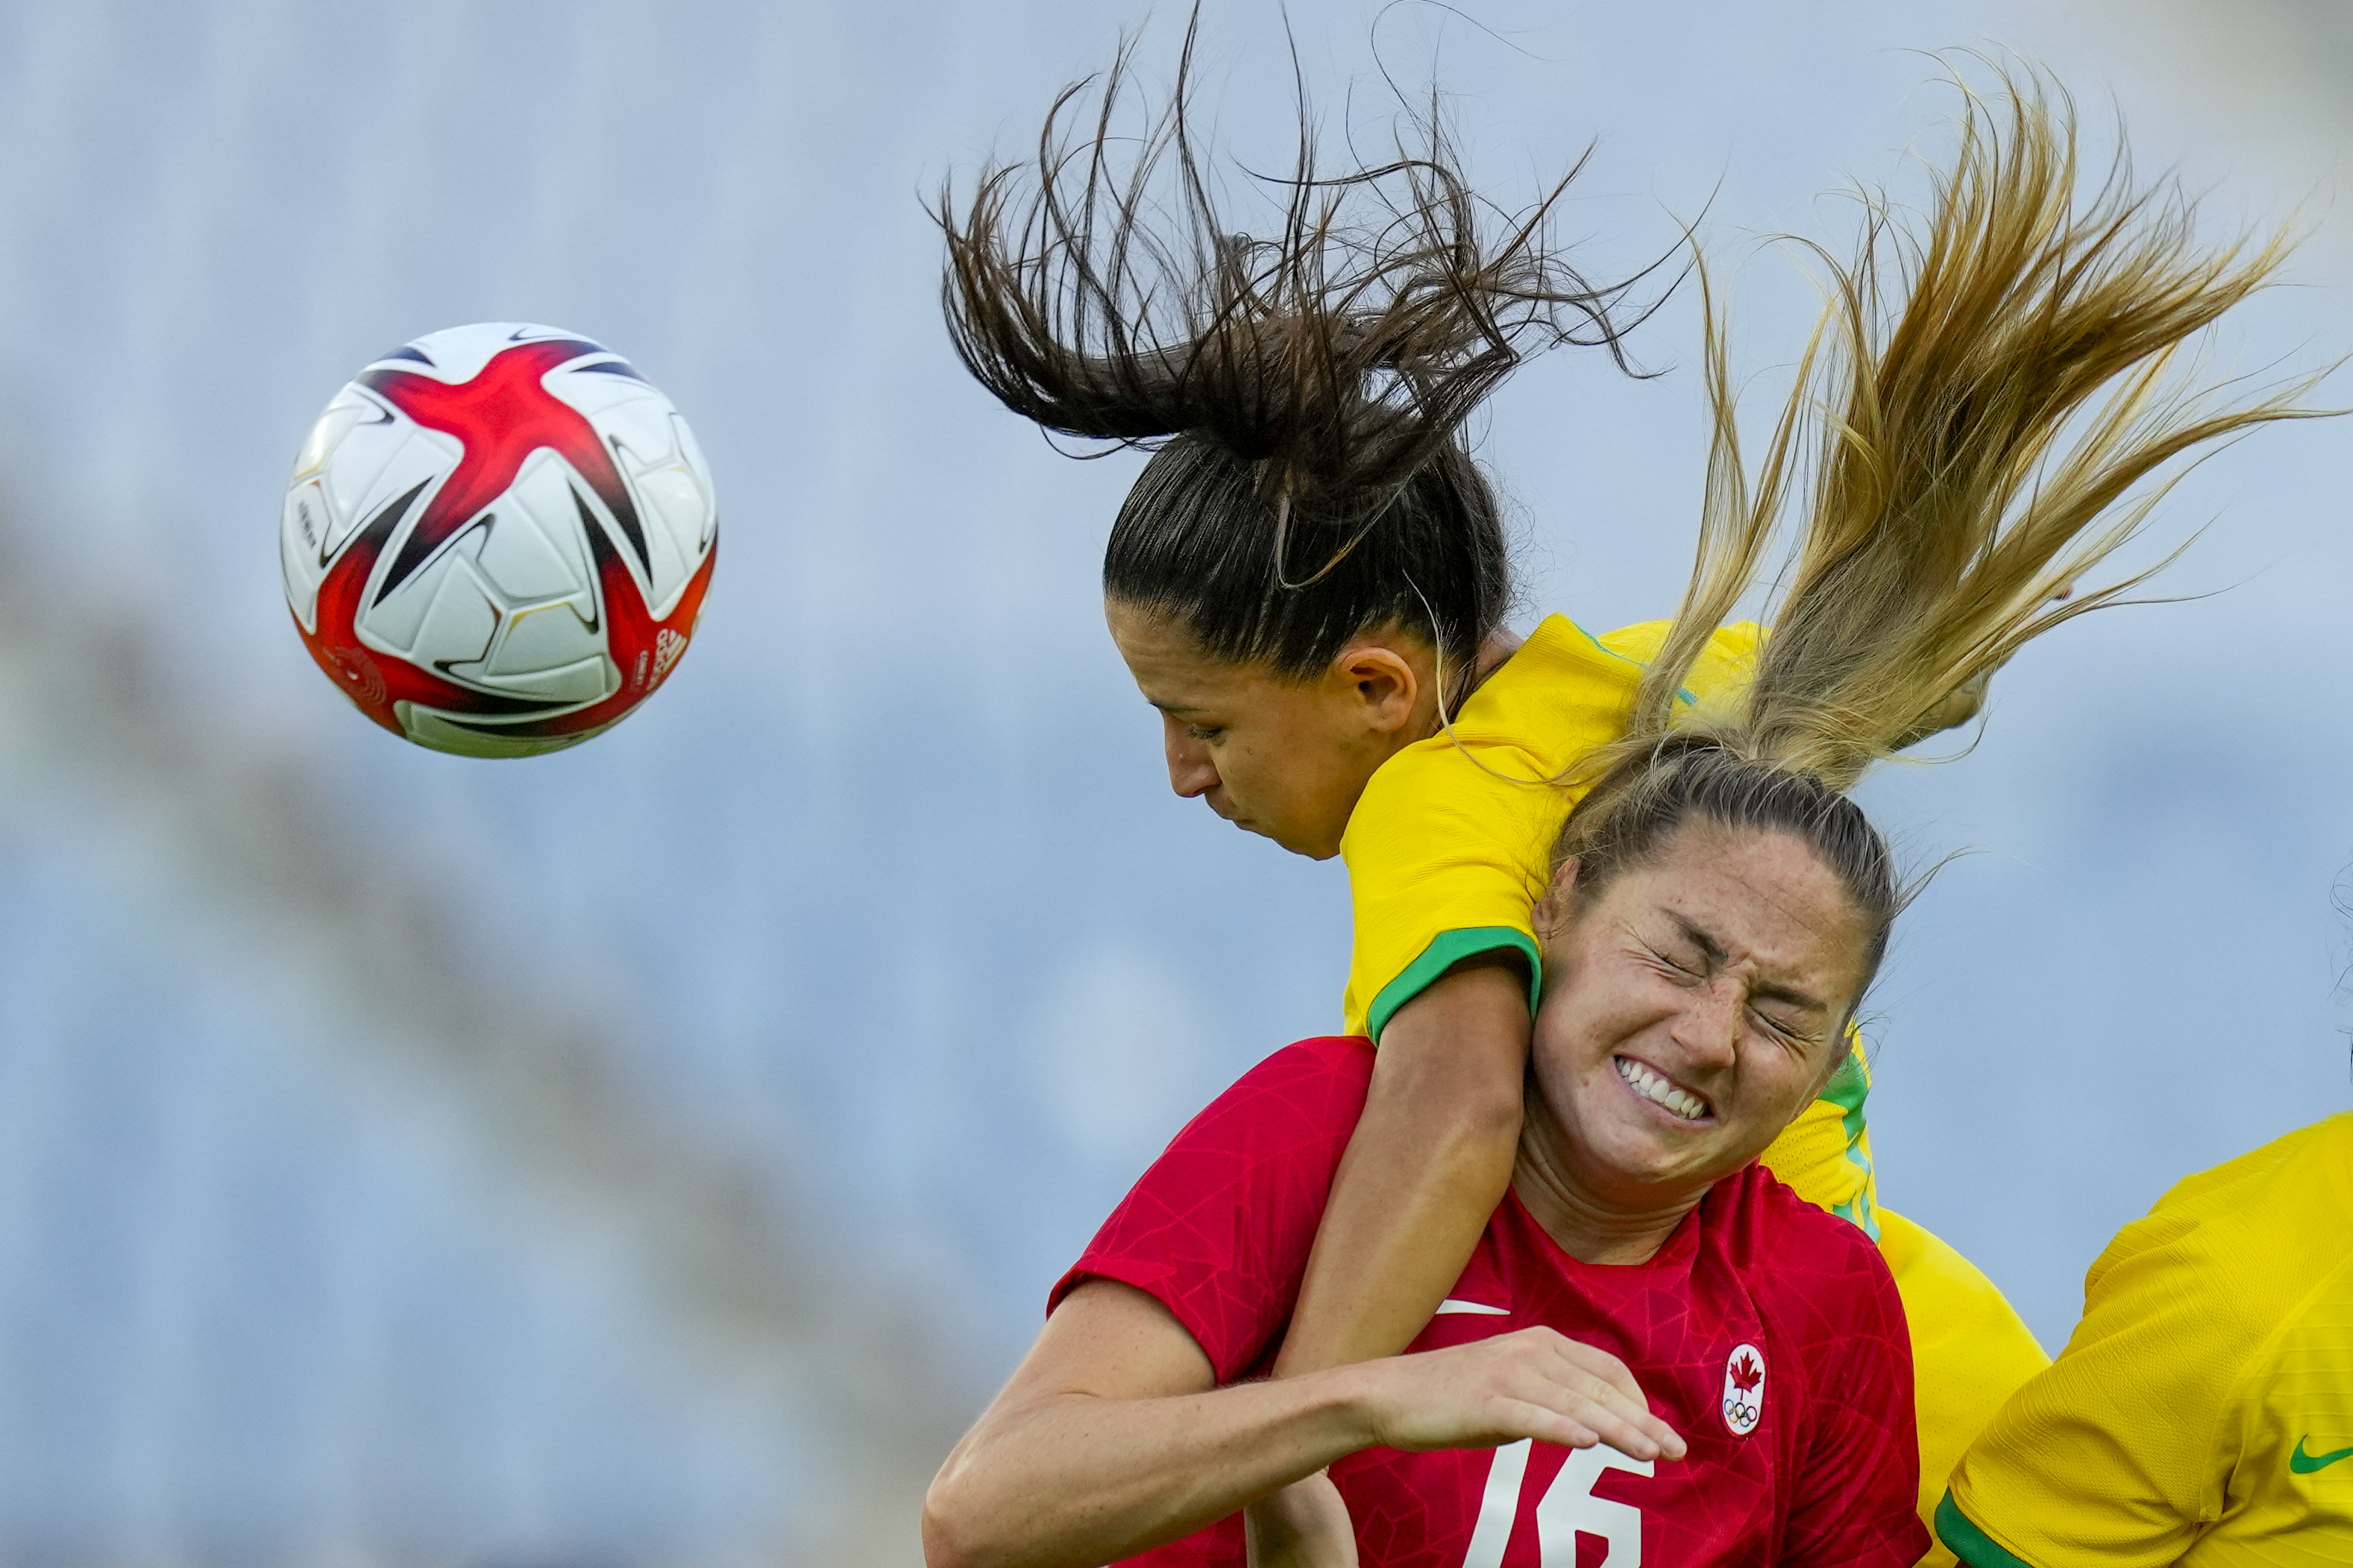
[1941,1111,2353,1567]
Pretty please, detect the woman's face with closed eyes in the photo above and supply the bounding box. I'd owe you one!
[1524,819,1869,1212]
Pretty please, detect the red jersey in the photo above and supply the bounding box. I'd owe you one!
[1052,1038,1926,1568]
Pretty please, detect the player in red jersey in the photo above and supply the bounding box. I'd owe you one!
[926,799,1922,1568]
[1101,1021,1916,1568]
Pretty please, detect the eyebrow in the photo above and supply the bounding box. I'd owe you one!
[1665,912,1828,1013]
[1145,697,1212,717]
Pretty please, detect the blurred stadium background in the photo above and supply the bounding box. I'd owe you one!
[0,0,2345,1562]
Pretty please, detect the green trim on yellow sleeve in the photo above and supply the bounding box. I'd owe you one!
[1581,620,1700,704]
[1818,1046,1870,1117]
[1818,1039,1880,1240]
[1365,927,1542,1045]
[1936,1490,2039,1568]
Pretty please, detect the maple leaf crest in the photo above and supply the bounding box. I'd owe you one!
[1729,1351,1763,1394]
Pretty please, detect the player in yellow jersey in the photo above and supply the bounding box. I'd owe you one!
[1938,1111,2353,1566]
[1308,607,2049,1544]
[942,31,2314,1561]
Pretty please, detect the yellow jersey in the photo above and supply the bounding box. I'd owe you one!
[1333,614,1878,1229]
[1939,1110,2353,1567]
[1328,612,2049,1554]
[1337,614,1757,1036]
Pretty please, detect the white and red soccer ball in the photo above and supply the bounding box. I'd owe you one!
[280,322,717,757]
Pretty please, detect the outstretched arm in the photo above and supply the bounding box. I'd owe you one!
[1242,960,1545,1565]
[1272,957,1533,1376]
[923,1279,1682,1568]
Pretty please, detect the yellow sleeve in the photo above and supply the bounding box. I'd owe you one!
[1336,733,1554,1039]
[1336,619,1762,1040]
[1937,1215,2237,1568]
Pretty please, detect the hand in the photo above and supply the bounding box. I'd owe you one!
[1244,1470,1357,1568]
[1341,1327,1687,1461]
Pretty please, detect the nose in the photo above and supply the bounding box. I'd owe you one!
[1161,715,1219,799]
[1670,977,1744,1071]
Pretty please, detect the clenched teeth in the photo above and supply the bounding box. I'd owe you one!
[1614,1057,1709,1121]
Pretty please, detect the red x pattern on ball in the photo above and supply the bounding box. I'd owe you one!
[292,339,714,746]
[358,337,651,602]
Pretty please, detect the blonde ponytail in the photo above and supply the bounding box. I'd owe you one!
[1556,66,2329,980]
[1638,66,2320,787]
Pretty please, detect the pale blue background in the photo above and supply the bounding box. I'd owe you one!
[0,1,2345,1562]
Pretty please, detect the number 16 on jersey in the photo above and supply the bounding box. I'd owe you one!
[1462,1441,1653,1568]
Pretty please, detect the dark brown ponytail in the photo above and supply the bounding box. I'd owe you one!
[938,16,1668,677]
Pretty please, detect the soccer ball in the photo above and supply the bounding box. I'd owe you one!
[280,322,718,758]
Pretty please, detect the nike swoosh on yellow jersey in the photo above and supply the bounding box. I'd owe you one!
[2290,1438,2353,1474]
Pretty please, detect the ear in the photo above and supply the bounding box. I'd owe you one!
[1533,857,1583,940]
[1329,641,1422,735]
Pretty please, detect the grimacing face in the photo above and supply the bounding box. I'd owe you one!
[1524,819,1870,1211]
[1104,598,1434,860]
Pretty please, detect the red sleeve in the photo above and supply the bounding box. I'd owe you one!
[1774,1218,1930,1568]
[1048,1036,1373,1385]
